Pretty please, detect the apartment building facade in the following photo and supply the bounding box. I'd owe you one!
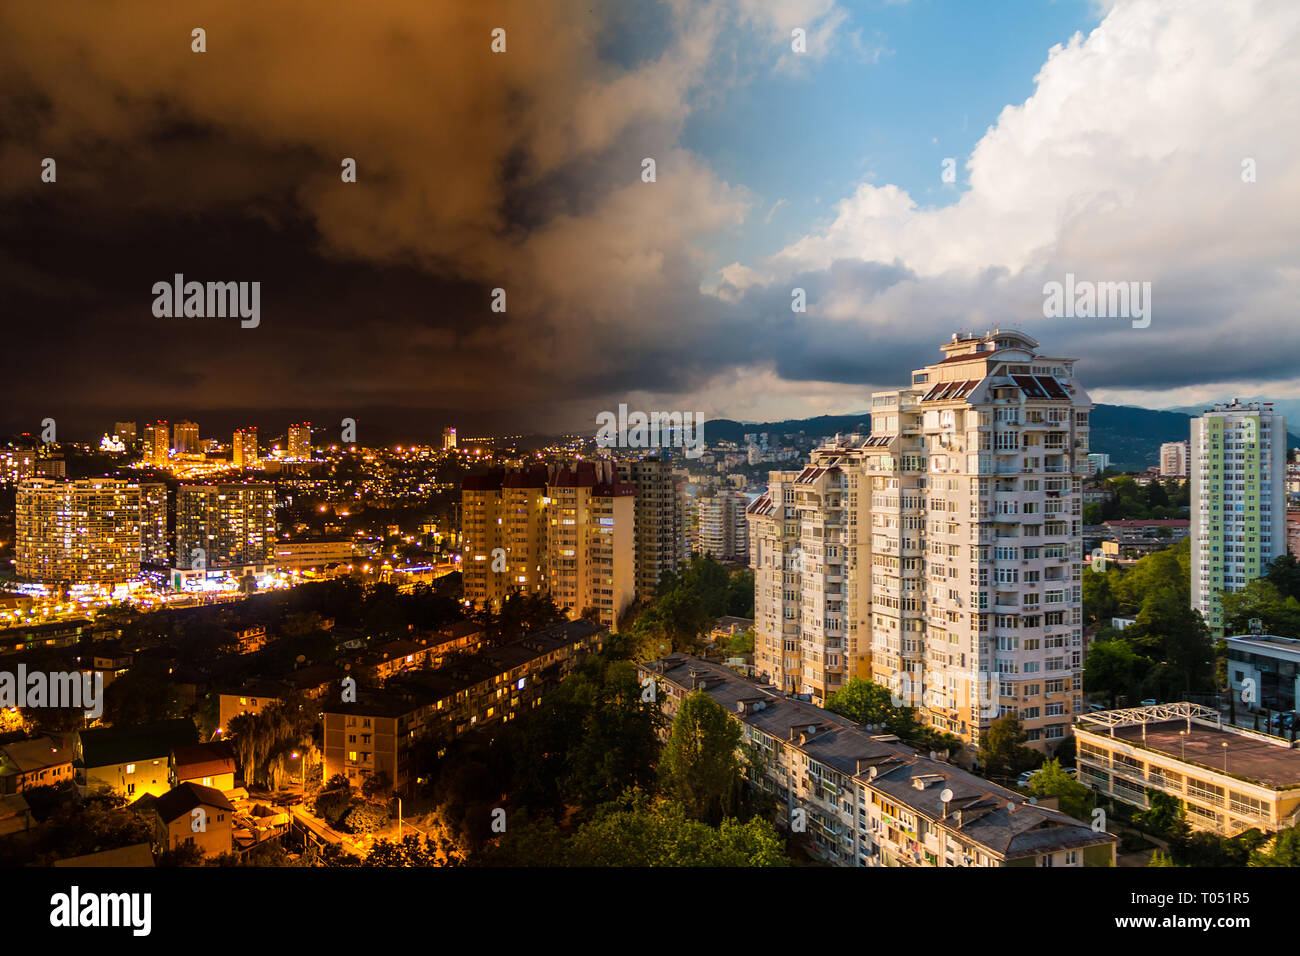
[748,449,872,701]
[324,620,605,792]
[15,478,144,585]
[695,489,750,563]
[749,330,1090,751]
[641,656,1115,867]
[461,462,639,628]
[617,457,686,599]
[1160,440,1190,478]
[1191,401,1286,635]
[175,483,276,571]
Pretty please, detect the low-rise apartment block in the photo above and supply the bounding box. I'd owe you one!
[640,655,1115,867]
[323,620,606,792]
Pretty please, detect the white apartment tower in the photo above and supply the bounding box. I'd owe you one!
[1191,401,1286,635]
[749,330,1091,752]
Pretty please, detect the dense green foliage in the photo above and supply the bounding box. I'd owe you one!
[976,715,1042,781]
[1082,475,1189,524]
[625,556,754,659]
[1082,539,1217,705]
[824,678,964,755]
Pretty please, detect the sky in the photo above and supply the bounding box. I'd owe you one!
[1,0,1298,442]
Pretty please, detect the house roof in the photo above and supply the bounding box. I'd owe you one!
[79,718,198,769]
[171,741,236,780]
[0,736,73,774]
[140,781,235,824]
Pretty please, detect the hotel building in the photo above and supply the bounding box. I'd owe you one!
[641,655,1116,867]
[143,420,170,466]
[1191,401,1286,635]
[15,478,144,585]
[749,330,1090,751]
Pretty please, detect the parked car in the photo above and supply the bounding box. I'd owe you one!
[1269,711,1296,730]
[1017,769,1042,788]
[1140,698,1158,706]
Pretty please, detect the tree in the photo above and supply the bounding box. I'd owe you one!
[977,715,1040,780]
[564,796,788,867]
[660,692,741,824]
[1026,759,1094,820]
[1134,789,1189,843]
[825,678,895,727]
[1082,566,1120,626]
[1084,639,1145,707]
[1249,826,1300,866]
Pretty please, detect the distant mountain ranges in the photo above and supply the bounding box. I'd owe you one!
[705,405,1300,473]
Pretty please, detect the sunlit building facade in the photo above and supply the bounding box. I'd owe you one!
[1191,401,1286,635]
[750,330,1090,752]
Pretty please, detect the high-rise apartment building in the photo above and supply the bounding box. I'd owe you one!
[139,482,170,566]
[143,420,170,466]
[695,490,750,562]
[0,447,37,485]
[1191,401,1285,634]
[461,462,636,628]
[750,330,1090,751]
[173,421,199,455]
[617,457,686,600]
[443,427,458,450]
[1085,453,1110,476]
[546,462,635,628]
[288,423,312,461]
[749,445,872,701]
[113,422,138,445]
[15,479,143,585]
[232,427,259,469]
[1160,440,1190,478]
[175,484,276,570]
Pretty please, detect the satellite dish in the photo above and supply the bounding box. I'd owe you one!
[940,789,953,804]
[808,724,816,734]
[868,766,877,780]
[296,654,306,663]
[1029,797,1038,805]
[929,750,937,760]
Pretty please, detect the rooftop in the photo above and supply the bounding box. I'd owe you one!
[1077,704,1300,790]
[645,655,1111,860]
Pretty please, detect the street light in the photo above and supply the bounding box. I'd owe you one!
[290,751,306,797]
[1222,740,1229,773]
[1179,730,1187,760]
